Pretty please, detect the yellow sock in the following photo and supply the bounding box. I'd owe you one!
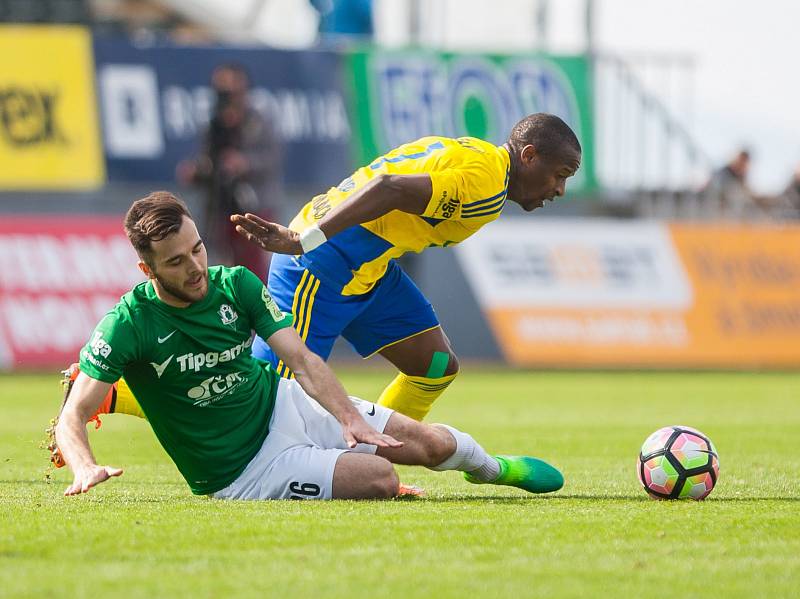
[377,372,457,421]
[113,379,147,419]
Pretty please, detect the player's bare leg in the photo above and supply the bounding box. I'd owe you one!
[377,327,459,421]
[331,453,400,499]
[375,412,456,466]
[382,412,564,494]
[330,412,564,498]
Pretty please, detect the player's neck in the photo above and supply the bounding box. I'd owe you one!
[502,142,518,179]
[151,279,192,308]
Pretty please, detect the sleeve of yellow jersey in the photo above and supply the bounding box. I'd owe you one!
[423,160,503,222]
[423,169,466,220]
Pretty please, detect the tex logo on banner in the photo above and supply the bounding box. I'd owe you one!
[0,26,105,189]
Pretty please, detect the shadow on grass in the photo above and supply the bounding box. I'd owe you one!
[397,493,800,503]
[393,494,648,504]
[4,481,797,504]
[557,494,800,502]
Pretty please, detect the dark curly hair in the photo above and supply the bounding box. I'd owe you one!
[507,113,581,159]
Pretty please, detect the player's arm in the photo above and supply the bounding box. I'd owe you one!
[231,174,432,255]
[236,266,399,449]
[314,173,433,233]
[54,373,123,496]
[265,327,402,449]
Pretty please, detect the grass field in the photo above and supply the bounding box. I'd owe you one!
[1,368,799,598]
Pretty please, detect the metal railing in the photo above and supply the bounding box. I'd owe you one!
[593,52,711,197]
[589,53,800,221]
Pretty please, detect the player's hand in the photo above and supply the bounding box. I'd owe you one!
[342,418,403,449]
[231,213,302,255]
[64,464,123,496]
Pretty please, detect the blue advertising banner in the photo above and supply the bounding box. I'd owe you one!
[93,38,352,186]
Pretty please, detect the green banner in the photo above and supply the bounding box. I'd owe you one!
[346,49,596,193]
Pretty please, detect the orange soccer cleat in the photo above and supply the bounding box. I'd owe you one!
[396,483,426,499]
[45,364,117,468]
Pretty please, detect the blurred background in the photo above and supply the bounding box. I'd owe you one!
[1,0,799,371]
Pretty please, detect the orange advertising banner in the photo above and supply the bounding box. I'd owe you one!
[667,223,800,366]
[456,221,800,368]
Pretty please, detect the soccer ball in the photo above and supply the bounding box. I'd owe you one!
[637,426,720,500]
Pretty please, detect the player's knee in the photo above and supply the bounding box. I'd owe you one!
[419,424,457,467]
[371,459,400,498]
[444,351,460,376]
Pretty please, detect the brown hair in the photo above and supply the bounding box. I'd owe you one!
[124,191,192,263]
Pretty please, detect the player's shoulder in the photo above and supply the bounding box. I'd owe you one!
[450,139,509,191]
[453,136,497,153]
[90,286,145,348]
[436,136,508,170]
[207,264,260,288]
[398,135,494,154]
[377,136,450,163]
[208,264,240,283]
[116,281,151,317]
[94,281,156,335]
[455,137,508,165]
[207,265,266,306]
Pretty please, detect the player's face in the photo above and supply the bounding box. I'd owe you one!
[509,145,581,212]
[146,217,209,306]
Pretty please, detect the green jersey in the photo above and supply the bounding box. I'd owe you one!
[79,265,293,495]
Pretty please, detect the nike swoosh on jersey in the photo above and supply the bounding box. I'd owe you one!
[150,354,174,378]
[157,331,177,344]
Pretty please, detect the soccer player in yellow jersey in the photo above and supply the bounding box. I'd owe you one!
[62,112,580,434]
[234,113,581,421]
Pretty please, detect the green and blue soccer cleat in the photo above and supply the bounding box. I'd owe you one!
[464,456,564,494]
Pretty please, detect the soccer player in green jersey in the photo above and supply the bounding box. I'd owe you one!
[55,114,580,430]
[54,192,563,499]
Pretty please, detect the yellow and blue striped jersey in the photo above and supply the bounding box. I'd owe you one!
[290,136,510,296]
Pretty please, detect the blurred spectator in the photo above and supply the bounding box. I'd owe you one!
[701,149,761,219]
[757,162,800,220]
[177,63,281,279]
[778,163,800,217]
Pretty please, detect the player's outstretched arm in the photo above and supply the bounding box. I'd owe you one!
[266,328,403,449]
[231,174,432,255]
[231,215,302,255]
[55,373,123,496]
[311,173,432,239]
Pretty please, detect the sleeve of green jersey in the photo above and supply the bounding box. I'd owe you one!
[78,309,137,383]
[236,267,294,339]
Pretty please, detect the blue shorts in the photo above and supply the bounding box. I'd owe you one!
[252,253,439,375]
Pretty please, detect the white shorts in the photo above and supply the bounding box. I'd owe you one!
[213,378,394,500]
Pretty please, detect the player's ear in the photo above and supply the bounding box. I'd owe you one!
[519,144,537,166]
[138,260,155,279]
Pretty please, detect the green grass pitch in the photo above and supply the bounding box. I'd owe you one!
[1,368,799,598]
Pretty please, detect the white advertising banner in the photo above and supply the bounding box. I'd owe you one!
[455,219,800,367]
[456,219,692,309]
